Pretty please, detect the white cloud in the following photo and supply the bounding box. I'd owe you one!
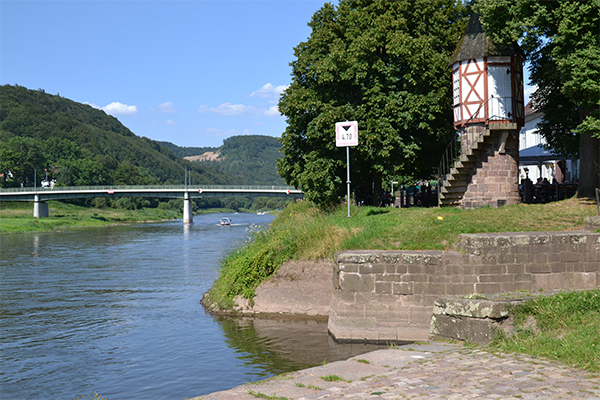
[102,102,138,116]
[165,120,177,126]
[249,83,288,98]
[198,102,257,116]
[264,105,281,117]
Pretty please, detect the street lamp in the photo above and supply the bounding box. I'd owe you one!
[391,181,398,194]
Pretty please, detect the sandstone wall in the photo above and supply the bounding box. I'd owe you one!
[328,231,600,343]
[461,128,521,209]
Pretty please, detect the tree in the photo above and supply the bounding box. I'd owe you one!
[475,0,600,197]
[277,0,467,206]
[0,137,46,188]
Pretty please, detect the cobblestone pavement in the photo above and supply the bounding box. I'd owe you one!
[192,343,600,400]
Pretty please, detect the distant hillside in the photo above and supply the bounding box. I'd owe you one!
[165,135,285,186]
[157,141,217,158]
[0,84,236,188]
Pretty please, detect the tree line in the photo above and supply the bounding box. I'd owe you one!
[277,0,599,206]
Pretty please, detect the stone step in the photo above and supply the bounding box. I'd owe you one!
[440,194,463,203]
[449,167,470,177]
[443,176,467,187]
[441,185,467,194]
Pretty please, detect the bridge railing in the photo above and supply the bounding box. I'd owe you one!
[0,185,300,193]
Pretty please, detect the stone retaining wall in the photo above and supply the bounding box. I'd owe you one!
[328,231,600,343]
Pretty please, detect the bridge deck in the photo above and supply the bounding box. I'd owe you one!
[0,185,303,202]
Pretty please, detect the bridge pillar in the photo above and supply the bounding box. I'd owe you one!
[183,192,193,224]
[33,195,49,218]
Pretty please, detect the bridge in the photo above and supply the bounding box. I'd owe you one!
[0,185,304,224]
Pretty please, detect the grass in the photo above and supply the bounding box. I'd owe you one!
[203,197,596,310]
[0,201,181,234]
[295,382,324,390]
[489,289,600,372]
[247,390,288,400]
[320,374,351,383]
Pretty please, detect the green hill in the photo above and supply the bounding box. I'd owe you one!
[0,84,235,188]
[165,135,285,186]
[157,141,217,159]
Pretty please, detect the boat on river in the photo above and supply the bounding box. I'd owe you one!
[219,217,231,226]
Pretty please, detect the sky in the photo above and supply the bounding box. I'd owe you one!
[1,1,534,149]
[1,0,340,148]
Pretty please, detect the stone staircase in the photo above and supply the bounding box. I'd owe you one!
[438,123,518,206]
[438,128,492,206]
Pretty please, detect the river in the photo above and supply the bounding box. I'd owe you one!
[0,213,385,399]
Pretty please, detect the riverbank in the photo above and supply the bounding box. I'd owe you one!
[203,197,598,313]
[192,341,600,400]
[0,201,251,234]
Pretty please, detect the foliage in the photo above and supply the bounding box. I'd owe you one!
[277,0,468,206]
[205,197,596,309]
[320,374,351,382]
[0,84,235,189]
[474,0,600,197]
[157,135,287,210]
[490,289,600,372]
[197,135,286,186]
[247,390,288,400]
[156,141,217,158]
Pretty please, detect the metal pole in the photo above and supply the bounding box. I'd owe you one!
[347,146,351,218]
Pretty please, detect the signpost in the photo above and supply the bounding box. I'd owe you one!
[336,121,358,217]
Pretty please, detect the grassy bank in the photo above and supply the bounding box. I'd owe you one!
[204,197,597,309]
[0,201,183,234]
[490,289,600,372]
[0,201,262,234]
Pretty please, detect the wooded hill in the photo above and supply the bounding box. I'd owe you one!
[0,84,235,188]
[163,135,286,186]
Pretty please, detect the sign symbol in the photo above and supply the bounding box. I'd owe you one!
[335,121,358,147]
[198,189,203,193]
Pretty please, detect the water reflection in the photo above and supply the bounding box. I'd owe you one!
[216,316,389,379]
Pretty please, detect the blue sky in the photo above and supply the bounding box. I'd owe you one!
[1,0,339,148]
[1,1,533,149]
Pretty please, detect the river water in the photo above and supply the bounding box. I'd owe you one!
[1,213,385,399]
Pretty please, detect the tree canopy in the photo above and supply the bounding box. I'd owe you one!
[277,0,468,206]
[475,0,600,197]
[204,135,286,186]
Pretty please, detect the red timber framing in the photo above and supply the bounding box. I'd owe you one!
[456,58,487,128]
[454,56,522,129]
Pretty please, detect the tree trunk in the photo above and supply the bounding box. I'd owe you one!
[577,133,600,198]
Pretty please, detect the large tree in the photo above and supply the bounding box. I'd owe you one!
[277,0,467,206]
[475,0,600,197]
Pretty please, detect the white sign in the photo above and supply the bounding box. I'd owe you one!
[336,121,358,147]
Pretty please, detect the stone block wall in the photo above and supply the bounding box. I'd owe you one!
[461,129,521,209]
[328,231,600,343]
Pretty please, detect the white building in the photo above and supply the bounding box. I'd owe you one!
[518,102,579,183]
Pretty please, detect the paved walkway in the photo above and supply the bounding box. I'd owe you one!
[191,343,600,400]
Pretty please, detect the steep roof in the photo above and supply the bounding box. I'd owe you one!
[450,14,523,64]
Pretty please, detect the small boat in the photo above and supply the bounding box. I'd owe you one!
[219,217,231,226]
